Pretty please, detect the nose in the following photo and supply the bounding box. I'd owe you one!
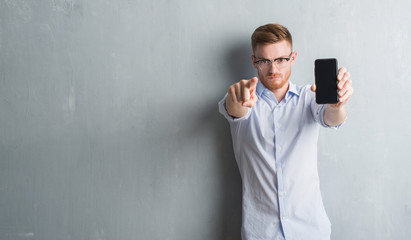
[268,61,279,73]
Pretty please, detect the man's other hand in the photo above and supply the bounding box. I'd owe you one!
[226,77,259,118]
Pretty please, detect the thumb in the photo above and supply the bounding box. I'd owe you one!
[311,84,316,92]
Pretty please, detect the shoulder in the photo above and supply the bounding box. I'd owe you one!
[298,84,314,95]
[289,83,315,101]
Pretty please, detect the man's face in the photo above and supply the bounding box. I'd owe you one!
[252,40,296,92]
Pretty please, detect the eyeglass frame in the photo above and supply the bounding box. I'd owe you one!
[253,52,294,71]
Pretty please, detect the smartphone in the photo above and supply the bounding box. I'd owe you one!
[314,58,339,104]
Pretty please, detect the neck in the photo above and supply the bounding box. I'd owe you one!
[271,81,290,103]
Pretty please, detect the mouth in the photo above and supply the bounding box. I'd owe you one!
[267,75,281,80]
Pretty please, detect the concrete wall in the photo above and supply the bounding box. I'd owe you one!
[1,0,410,239]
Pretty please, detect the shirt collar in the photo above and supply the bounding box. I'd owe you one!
[288,82,299,98]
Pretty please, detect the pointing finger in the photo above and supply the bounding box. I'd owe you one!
[248,77,258,89]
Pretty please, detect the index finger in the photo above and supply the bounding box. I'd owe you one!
[247,77,258,89]
[337,67,347,80]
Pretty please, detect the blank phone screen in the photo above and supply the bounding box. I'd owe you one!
[315,58,338,104]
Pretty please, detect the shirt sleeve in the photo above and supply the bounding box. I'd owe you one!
[309,91,344,129]
[218,93,252,122]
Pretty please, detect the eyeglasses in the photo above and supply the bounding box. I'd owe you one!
[254,52,293,71]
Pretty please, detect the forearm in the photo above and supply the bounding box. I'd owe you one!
[324,105,347,127]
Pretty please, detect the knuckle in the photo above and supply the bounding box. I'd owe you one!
[229,85,239,94]
[231,83,239,90]
[235,83,241,92]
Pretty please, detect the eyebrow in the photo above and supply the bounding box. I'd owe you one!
[255,51,293,60]
[255,55,290,60]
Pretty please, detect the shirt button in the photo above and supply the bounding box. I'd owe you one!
[281,216,286,221]
[279,192,284,197]
[278,168,283,173]
[278,146,282,151]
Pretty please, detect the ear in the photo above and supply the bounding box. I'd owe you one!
[251,54,258,69]
[290,51,297,66]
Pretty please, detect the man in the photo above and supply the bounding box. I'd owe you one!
[218,23,353,240]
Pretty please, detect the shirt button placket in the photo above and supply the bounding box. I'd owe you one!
[274,104,289,239]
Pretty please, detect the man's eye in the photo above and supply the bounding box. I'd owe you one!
[262,60,271,64]
[277,58,287,63]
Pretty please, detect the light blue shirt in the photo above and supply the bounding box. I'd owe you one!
[218,81,341,240]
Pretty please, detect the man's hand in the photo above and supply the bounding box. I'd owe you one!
[226,77,259,118]
[311,67,354,126]
[311,67,353,108]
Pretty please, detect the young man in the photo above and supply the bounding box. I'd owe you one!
[218,23,353,240]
